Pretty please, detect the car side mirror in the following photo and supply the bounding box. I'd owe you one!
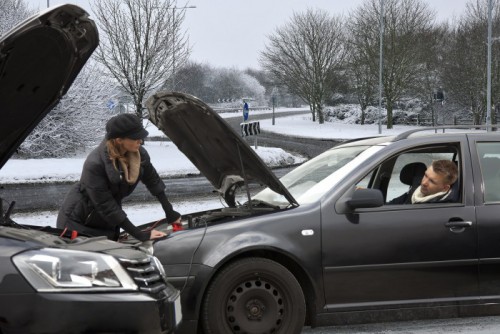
[346,188,384,209]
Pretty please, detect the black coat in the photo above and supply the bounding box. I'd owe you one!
[57,140,175,240]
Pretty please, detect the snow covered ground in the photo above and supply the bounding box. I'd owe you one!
[3,107,422,227]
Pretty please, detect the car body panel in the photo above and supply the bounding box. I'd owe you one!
[321,134,478,308]
[467,133,500,302]
[0,4,181,333]
[0,4,98,169]
[146,91,298,206]
[143,122,500,332]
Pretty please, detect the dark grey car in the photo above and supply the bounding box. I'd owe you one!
[132,92,500,334]
[0,5,181,333]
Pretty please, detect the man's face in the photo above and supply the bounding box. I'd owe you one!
[420,165,450,196]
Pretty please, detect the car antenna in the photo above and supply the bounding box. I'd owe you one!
[235,142,253,213]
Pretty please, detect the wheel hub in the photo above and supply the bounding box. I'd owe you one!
[226,279,284,334]
[246,299,265,320]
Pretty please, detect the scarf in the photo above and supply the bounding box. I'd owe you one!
[115,151,141,184]
[411,185,450,203]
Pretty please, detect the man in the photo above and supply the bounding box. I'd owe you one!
[389,160,458,204]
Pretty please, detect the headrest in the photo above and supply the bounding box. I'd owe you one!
[400,162,427,186]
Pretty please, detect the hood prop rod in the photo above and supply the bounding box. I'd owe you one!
[236,142,253,213]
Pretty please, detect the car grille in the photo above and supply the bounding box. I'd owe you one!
[118,256,167,294]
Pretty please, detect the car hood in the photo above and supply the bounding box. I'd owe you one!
[0,4,98,169]
[146,91,298,207]
[0,226,154,262]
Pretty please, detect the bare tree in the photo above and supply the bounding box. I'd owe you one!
[345,15,379,125]
[442,0,500,125]
[176,63,267,105]
[91,0,191,117]
[350,0,435,128]
[0,0,33,36]
[260,8,346,124]
[18,60,120,158]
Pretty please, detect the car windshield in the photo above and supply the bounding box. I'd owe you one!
[253,144,384,206]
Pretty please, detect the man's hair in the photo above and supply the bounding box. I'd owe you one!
[432,160,458,185]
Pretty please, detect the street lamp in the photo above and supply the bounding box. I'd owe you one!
[171,5,196,90]
[487,0,493,130]
[378,0,384,134]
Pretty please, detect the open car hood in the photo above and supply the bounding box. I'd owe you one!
[0,4,98,169]
[146,92,298,207]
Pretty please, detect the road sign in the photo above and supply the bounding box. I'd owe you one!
[240,121,260,137]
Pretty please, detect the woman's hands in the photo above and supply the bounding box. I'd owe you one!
[150,229,167,239]
[149,216,183,239]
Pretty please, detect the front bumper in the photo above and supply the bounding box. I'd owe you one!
[0,290,182,334]
[165,263,214,334]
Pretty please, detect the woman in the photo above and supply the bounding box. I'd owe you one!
[57,113,180,241]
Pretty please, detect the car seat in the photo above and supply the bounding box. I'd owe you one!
[399,162,427,192]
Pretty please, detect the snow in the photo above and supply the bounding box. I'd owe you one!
[3,107,420,226]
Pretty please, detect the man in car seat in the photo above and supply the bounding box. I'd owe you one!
[389,160,458,204]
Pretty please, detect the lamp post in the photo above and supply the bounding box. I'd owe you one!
[171,5,196,90]
[378,0,384,134]
[47,0,49,7]
[487,0,493,130]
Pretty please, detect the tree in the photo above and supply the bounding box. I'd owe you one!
[350,0,436,128]
[442,0,500,125]
[0,0,32,36]
[91,0,191,117]
[345,17,379,125]
[18,60,120,158]
[175,63,266,105]
[260,8,346,124]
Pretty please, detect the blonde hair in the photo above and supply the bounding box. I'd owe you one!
[106,139,127,170]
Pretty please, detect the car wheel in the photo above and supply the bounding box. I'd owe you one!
[201,257,305,334]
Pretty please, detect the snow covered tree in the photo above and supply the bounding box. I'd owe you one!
[260,8,346,124]
[0,0,33,37]
[18,60,120,158]
[91,0,191,118]
[175,63,266,106]
[349,0,436,129]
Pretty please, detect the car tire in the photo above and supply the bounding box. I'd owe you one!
[201,257,305,334]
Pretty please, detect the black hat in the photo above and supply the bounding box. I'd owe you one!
[105,113,149,140]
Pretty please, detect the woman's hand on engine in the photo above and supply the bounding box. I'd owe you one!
[150,229,167,240]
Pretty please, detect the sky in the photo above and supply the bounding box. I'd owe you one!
[3,106,424,227]
[25,0,471,69]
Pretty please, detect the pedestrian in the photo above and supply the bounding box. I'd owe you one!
[243,101,249,121]
[57,113,181,241]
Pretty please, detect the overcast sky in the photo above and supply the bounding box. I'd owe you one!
[26,0,470,69]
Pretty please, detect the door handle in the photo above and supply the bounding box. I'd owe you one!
[445,221,472,228]
[445,220,472,233]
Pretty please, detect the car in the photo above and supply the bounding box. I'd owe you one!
[0,5,181,334]
[134,91,500,334]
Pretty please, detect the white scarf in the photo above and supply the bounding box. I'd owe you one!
[411,185,450,203]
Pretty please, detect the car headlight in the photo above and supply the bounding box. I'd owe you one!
[13,248,138,292]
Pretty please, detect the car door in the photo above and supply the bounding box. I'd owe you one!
[468,134,500,302]
[321,140,479,311]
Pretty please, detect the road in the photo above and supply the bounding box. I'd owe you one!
[1,109,334,212]
[225,110,339,158]
[302,316,500,333]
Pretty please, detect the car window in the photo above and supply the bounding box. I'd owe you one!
[254,145,384,205]
[356,145,460,204]
[476,142,500,203]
